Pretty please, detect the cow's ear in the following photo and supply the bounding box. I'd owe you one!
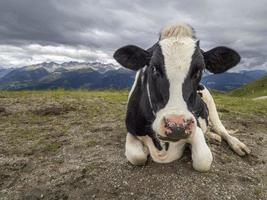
[203,46,240,74]
[113,45,151,71]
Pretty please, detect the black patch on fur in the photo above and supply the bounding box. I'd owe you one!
[125,69,155,136]
[125,44,170,150]
[146,44,170,113]
[197,84,205,90]
[165,142,169,151]
[151,134,163,151]
[182,47,209,124]
[197,92,203,97]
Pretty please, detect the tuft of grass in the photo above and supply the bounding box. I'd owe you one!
[254,187,264,197]
[86,139,98,147]
[42,143,61,153]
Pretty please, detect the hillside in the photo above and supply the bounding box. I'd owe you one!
[0,90,266,199]
[229,76,267,97]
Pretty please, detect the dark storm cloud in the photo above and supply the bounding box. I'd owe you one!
[0,0,266,70]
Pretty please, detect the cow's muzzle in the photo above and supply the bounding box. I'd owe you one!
[157,115,195,142]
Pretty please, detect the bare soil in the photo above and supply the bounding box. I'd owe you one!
[0,92,266,200]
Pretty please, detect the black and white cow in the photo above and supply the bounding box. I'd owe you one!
[113,23,250,172]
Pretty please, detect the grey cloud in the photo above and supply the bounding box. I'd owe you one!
[0,0,266,70]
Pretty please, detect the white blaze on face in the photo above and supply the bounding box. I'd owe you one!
[152,36,197,135]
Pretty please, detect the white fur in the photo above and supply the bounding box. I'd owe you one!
[199,86,251,156]
[160,23,195,40]
[128,69,141,101]
[199,87,228,134]
[189,127,213,171]
[137,136,186,163]
[146,82,155,115]
[125,133,148,165]
[198,117,208,133]
[152,36,197,136]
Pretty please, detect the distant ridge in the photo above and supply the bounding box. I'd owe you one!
[0,61,134,90]
[0,62,266,91]
[202,70,267,91]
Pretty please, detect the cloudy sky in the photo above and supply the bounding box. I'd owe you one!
[0,0,266,71]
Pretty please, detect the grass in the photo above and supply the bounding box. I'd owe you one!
[0,89,128,156]
[210,76,267,117]
[212,92,267,117]
[229,76,267,97]
[1,88,266,118]
[0,88,129,100]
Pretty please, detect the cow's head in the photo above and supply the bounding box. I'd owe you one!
[113,23,240,142]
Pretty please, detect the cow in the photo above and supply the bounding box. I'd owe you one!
[113,23,250,172]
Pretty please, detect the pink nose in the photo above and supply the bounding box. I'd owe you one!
[161,114,195,137]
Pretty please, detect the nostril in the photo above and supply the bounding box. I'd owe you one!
[187,118,194,124]
[163,117,169,126]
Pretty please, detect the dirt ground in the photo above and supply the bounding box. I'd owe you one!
[0,92,266,200]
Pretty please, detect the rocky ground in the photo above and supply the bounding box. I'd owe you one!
[0,91,266,200]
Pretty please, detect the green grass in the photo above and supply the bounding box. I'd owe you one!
[1,88,266,116]
[229,76,267,97]
[211,76,267,117]
[0,88,128,100]
[212,92,267,117]
[1,87,266,120]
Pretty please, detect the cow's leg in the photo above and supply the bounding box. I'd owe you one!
[189,127,213,172]
[137,136,186,163]
[125,133,148,165]
[199,87,251,156]
[198,117,221,143]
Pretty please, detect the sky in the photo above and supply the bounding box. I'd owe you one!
[0,0,266,72]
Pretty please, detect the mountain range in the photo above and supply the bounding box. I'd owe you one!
[0,62,266,91]
[202,70,267,91]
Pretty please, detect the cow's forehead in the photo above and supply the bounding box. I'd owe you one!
[158,37,196,75]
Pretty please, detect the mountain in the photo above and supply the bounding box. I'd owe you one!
[0,62,266,91]
[0,68,14,79]
[201,70,267,91]
[0,62,135,90]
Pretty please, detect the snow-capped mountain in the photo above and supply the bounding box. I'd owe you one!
[0,61,266,91]
[0,61,135,90]
[23,61,119,73]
